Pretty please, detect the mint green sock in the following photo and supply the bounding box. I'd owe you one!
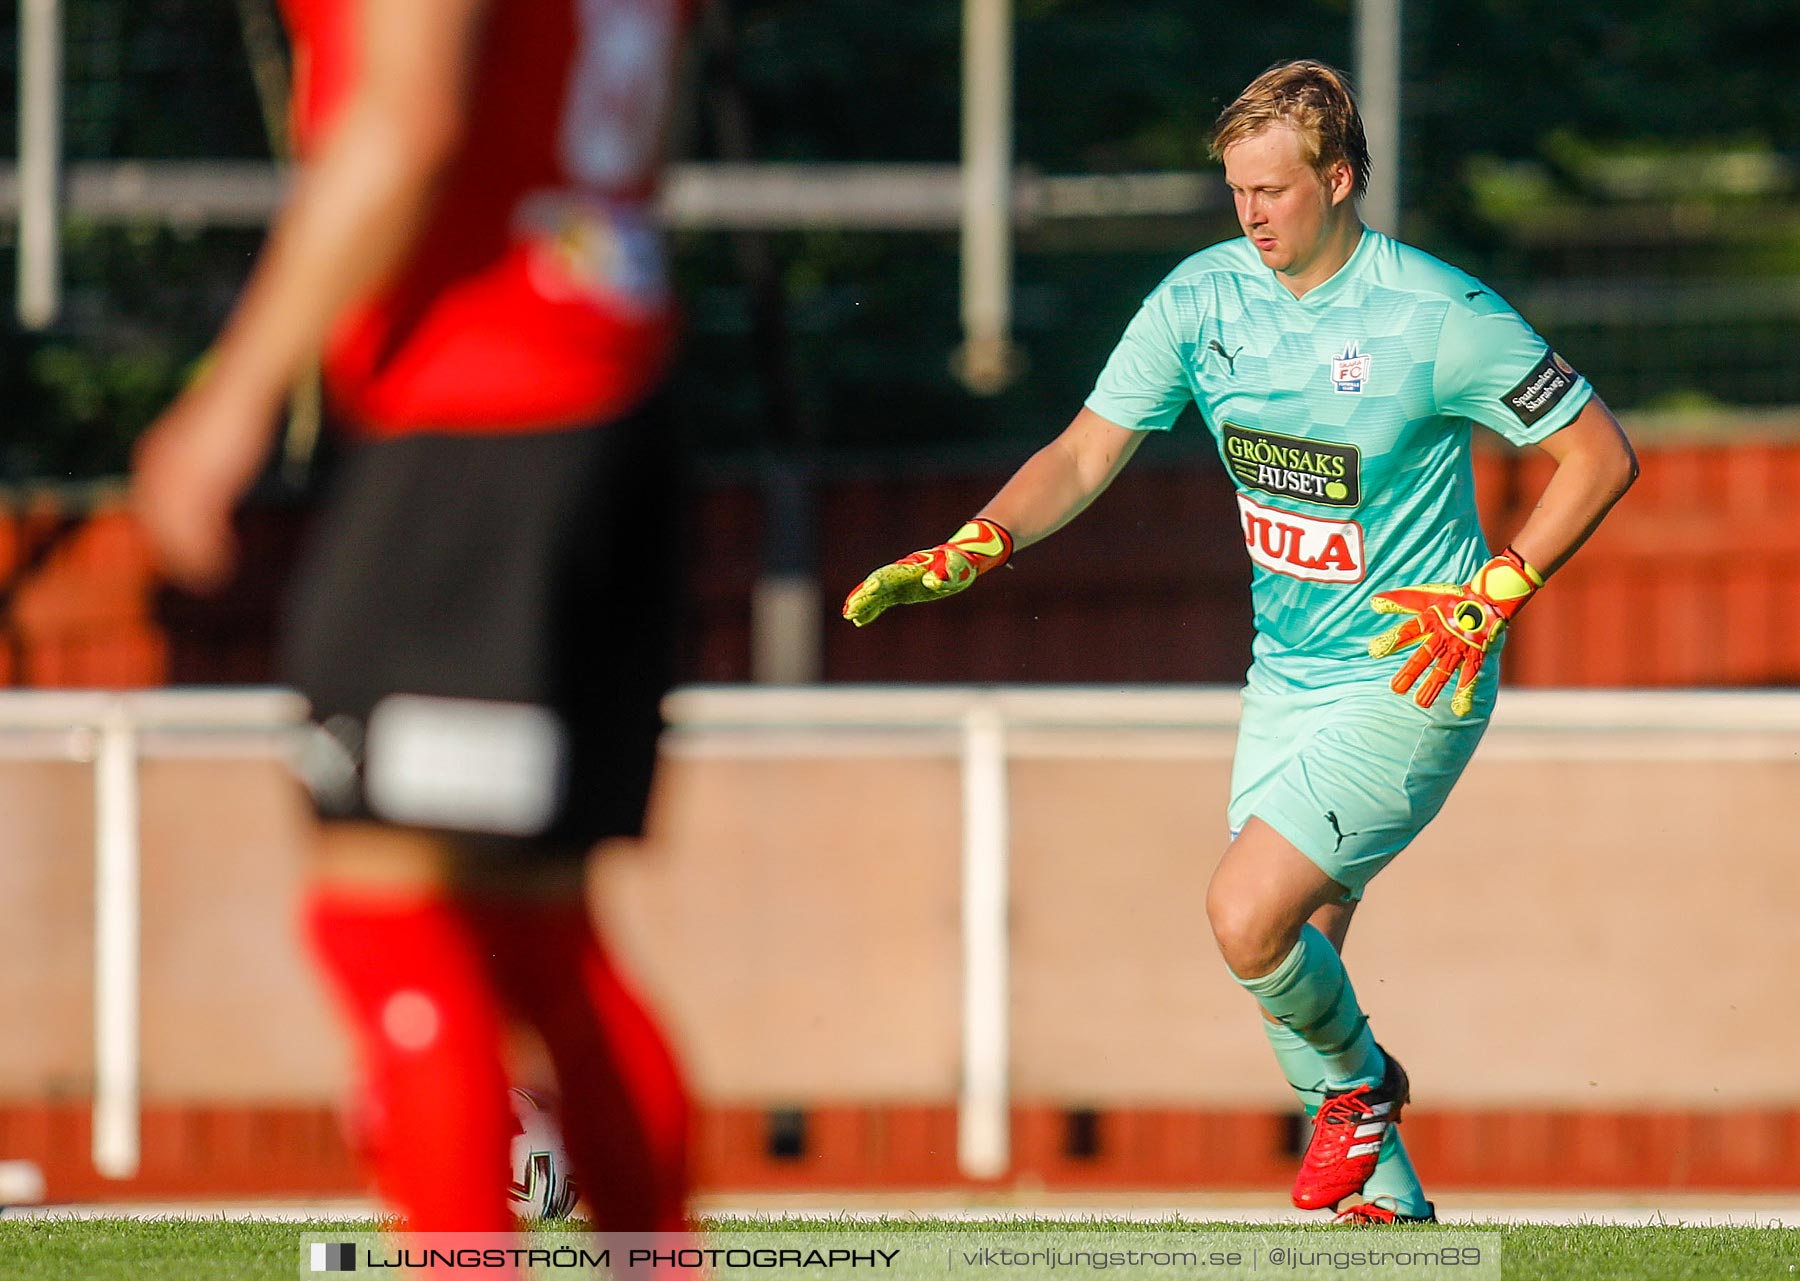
[1360,1127,1431,1217]
[1234,924,1383,1089]
[1261,1019,1430,1216]
[1259,1017,1328,1113]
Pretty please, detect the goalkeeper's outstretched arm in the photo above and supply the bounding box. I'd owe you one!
[843,408,1145,626]
[972,407,1146,551]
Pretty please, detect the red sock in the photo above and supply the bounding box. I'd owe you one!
[304,888,516,1234]
[467,900,692,1232]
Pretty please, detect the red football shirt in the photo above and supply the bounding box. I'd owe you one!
[281,0,686,436]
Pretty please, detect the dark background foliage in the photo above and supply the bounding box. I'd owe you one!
[3,0,1798,483]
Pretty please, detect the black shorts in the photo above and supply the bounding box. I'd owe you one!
[279,397,682,855]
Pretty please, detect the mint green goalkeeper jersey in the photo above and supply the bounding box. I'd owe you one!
[1085,228,1592,693]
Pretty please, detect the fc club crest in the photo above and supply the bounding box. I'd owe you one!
[1331,342,1371,394]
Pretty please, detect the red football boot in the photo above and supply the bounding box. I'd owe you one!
[1334,1197,1437,1225]
[1291,1048,1410,1210]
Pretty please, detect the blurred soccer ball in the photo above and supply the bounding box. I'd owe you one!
[508,1086,578,1220]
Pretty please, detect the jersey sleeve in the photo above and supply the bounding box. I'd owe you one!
[1433,293,1593,446]
[1084,286,1195,432]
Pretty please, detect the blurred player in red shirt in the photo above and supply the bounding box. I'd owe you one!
[132,0,693,1236]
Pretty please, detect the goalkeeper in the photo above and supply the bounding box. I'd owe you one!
[845,60,1636,1223]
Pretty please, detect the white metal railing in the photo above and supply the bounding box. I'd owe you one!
[654,684,1800,1176]
[0,688,306,1179]
[0,161,1230,231]
[6,684,1800,1185]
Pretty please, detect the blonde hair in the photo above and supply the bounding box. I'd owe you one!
[1208,60,1371,197]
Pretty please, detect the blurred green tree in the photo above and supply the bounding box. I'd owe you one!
[3,0,1798,483]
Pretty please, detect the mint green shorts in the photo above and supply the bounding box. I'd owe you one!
[1227,676,1493,899]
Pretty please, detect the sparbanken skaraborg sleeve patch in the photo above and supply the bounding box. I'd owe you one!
[1502,351,1578,427]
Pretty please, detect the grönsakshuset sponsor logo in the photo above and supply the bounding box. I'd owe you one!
[1221,422,1362,509]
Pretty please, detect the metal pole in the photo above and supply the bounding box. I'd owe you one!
[18,0,63,329]
[1354,0,1401,236]
[956,0,1016,395]
[958,698,1010,1180]
[92,700,142,1179]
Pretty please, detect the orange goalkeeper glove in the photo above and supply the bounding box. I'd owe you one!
[1367,546,1544,717]
[841,518,1013,628]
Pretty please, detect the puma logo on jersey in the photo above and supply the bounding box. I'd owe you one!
[1208,339,1243,375]
[1236,495,1366,584]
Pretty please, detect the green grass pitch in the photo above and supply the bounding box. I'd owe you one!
[0,1216,1797,1280]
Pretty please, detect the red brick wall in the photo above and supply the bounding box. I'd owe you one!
[1490,441,1800,686]
[12,1102,1800,1200]
[0,435,1791,689]
[0,497,301,688]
